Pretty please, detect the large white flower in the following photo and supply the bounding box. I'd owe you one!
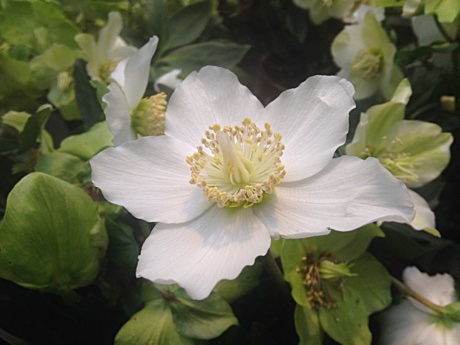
[380,267,460,345]
[90,66,414,300]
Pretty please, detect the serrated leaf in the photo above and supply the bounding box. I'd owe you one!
[167,1,211,50]
[160,40,249,75]
[294,305,323,345]
[58,121,113,160]
[0,172,107,296]
[74,59,104,130]
[115,298,194,345]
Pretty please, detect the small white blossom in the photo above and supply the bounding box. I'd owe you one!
[380,267,460,345]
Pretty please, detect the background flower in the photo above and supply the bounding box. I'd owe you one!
[380,266,460,345]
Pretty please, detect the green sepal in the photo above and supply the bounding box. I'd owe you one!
[442,301,460,323]
[294,304,323,345]
[375,0,407,7]
[425,0,460,23]
[0,172,107,299]
[318,253,391,345]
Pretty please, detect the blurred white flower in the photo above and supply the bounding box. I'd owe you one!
[293,0,355,24]
[331,12,403,100]
[75,12,137,82]
[380,267,460,345]
[90,66,414,300]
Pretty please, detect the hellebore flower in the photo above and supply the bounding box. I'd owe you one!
[346,80,453,189]
[103,36,166,146]
[75,12,137,83]
[331,12,403,100]
[90,66,414,300]
[380,267,460,345]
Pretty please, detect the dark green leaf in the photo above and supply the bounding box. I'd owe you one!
[160,40,249,76]
[18,105,52,153]
[167,1,211,50]
[74,59,104,130]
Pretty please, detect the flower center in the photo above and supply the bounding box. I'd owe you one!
[297,250,350,309]
[186,118,286,208]
[351,47,383,80]
[131,92,167,137]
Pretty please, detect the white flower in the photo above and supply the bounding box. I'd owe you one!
[154,69,183,92]
[75,12,138,82]
[331,12,403,100]
[90,66,414,300]
[103,36,160,146]
[398,190,436,231]
[380,267,460,345]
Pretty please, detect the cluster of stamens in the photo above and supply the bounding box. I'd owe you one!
[351,47,383,80]
[296,250,345,309]
[131,92,167,137]
[186,118,286,208]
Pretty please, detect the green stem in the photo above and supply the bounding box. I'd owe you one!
[391,276,444,314]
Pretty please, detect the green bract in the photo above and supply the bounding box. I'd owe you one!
[278,225,391,345]
[0,172,107,299]
[331,12,403,100]
[346,79,453,188]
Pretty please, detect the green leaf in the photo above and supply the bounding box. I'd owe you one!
[375,0,407,6]
[0,172,107,296]
[18,104,52,153]
[425,0,460,23]
[170,288,238,339]
[74,59,104,130]
[213,260,263,303]
[443,301,460,322]
[294,305,323,345]
[58,121,113,160]
[167,1,212,50]
[144,0,170,43]
[115,298,194,345]
[105,218,139,279]
[318,254,391,345]
[35,152,85,182]
[161,40,249,76]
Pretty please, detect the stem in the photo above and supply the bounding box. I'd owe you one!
[263,249,288,291]
[391,276,444,314]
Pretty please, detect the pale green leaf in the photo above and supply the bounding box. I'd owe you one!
[0,172,107,295]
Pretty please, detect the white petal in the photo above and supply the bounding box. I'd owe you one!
[111,36,158,109]
[253,156,414,238]
[103,82,136,146]
[331,24,366,68]
[90,136,212,223]
[379,300,434,345]
[165,66,264,147]
[263,75,355,182]
[98,12,123,59]
[406,190,436,230]
[136,206,271,300]
[154,69,182,92]
[403,266,456,307]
